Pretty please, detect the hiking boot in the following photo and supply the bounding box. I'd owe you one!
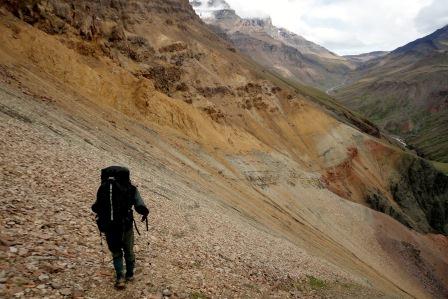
[125,275,135,283]
[114,278,126,290]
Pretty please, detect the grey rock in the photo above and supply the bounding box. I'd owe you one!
[162,289,172,297]
[59,288,71,296]
[18,248,28,256]
[50,282,62,289]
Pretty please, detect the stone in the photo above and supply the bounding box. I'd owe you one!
[162,289,172,297]
[178,292,188,299]
[72,289,84,298]
[38,274,49,281]
[12,276,29,285]
[50,282,62,289]
[9,246,18,253]
[59,288,71,296]
[26,262,38,271]
[41,234,51,240]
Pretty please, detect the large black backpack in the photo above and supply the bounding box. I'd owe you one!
[93,166,135,232]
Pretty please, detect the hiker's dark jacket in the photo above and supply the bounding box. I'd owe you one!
[92,185,149,231]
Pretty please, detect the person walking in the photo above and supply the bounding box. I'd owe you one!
[92,166,149,289]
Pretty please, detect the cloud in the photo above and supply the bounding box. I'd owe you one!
[223,0,443,55]
[415,0,448,33]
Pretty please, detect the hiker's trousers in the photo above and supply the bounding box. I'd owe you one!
[105,227,135,279]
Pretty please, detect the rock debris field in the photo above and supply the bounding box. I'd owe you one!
[0,86,384,298]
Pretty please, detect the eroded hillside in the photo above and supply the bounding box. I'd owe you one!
[1,1,448,298]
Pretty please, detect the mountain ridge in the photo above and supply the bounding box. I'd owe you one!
[335,24,448,163]
[344,51,389,64]
[189,0,355,90]
[392,24,448,55]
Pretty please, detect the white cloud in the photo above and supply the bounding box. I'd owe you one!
[415,0,448,33]
[223,0,445,55]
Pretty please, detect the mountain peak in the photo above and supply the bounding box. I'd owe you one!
[190,0,233,19]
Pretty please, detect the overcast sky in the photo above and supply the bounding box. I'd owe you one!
[224,0,448,55]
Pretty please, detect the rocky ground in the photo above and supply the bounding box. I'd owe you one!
[0,84,388,298]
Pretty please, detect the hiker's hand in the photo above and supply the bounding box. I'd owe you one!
[141,214,148,222]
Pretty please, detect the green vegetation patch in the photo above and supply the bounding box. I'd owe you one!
[307,275,327,290]
[190,291,209,299]
[432,161,448,175]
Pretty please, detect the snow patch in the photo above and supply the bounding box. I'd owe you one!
[189,0,231,19]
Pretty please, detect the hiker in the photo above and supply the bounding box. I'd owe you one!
[92,166,149,289]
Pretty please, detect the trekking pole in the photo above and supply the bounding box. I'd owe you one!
[145,217,150,246]
[94,214,107,266]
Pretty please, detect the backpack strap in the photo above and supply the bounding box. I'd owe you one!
[108,177,115,222]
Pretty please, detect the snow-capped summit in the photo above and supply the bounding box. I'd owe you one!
[189,0,233,19]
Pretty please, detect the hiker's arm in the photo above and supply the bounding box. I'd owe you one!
[134,188,149,218]
[91,187,101,213]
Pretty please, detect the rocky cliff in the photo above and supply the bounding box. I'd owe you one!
[367,157,448,234]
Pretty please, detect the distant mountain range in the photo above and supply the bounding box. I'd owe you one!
[343,51,389,64]
[335,25,448,162]
[190,1,448,163]
[190,0,358,90]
